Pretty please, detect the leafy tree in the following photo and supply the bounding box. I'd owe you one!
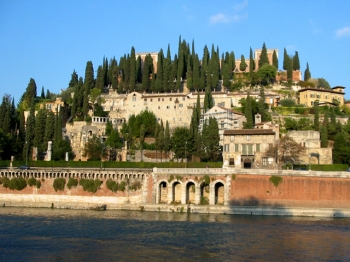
[170,126,191,160]
[33,108,47,153]
[44,111,55,150]
[258,42,269,68]
[239,55,247,72]
[257,86,270,121]
[332,131,350,164]
[265,135,306,166]
[317,78,331,89]
[89,88,105,115]
[52,139,73,161]
[83,135,106,161]
[256,64,277,86]
[203,86,213,112]
[201,117,220,161]
[280,98,296,107]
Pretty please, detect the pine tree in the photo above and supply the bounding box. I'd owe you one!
[244,93,254,129]
[239,55,247,72]
[292,51,300,70]
[304,62,311,81]
[272,50,278,69]
[258,42,269,68]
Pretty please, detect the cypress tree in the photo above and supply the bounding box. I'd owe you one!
[83,61,95,115]
[44,111,55,151]
[123,54,131,92]
[176,48,184,91]
[258,86,269,121]
[129,47,136,91]
[69,70,79,88]
[95,65,104,91]
[141,54,152,92]
[222,63,230,89]
[244,93,254,129]
[136,55,142,84]
[155,49,164,92]
[249,47,254,76]
[314,102,320,131]
[170,55,178,91]
[229,51,236,78]
[164,121,170,153]
[320,125,328,148]
[203,86,213,112]
[293,51,300,70]
[41,87,45,98]
[109,57,119,90]
[34,108,47,153]
[193,54,200,90]
[272,50,278,69]
[239,55,247,72]
[304,62,311,81]
[163,45,172,92]
[286,56,293,79]
[283,48,288,70]
[258,42,269,68]
[23,98,36,161]
[103,57,109,87]
[186,55,193,91]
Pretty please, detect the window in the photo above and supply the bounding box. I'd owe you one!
[262,157,268,166]
[158,98,160,101]
[256,144,260,152]
[224,144,229,152]
[167,106,170,109]
[162,98,164,101]
[235,144,239,152]
[229,158,235,166]
[179,104,183,107]
[230,135,235,142]
[150,98,153,102]
[247,135,250,141]
[132,96,136,101]
[144,98,147,101]
[158,106,160,109]
[221,121,224,129]
[170,98,172,101]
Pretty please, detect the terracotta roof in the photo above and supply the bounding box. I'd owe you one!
[223,129,275,135]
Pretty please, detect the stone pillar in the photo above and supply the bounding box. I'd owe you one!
[65,152,69,161]
[195,185,201,204]
[167,183,173,204]
[10,156,14,169]
[209,183,215,205]
[181,183,186,204]
[121,141,127,162]
[45,141,52,161]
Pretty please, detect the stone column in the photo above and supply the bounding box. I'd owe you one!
[209,183,215,205]
[167,182,173,204]
[181,183,186,204]
[195,185,201,204]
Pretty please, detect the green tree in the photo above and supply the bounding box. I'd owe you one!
[256,64,277,86]
[258,86,270,121]
[95,65,104,91]
[332,131,350,164]
[33,108,47,154]
[304,62,311,81]
[83,135,106,161]
[239,55,247,72]
[201,117,220,161]
[23,98,36,161]
[129,47,136,91]
[283,48,288,70]
[317,78,331,89]
[292,51,300,70]
[249,47,255,76]
[44,111,55,150]
[314,102,320,131]
[272,50,278,69]
[203,86,213,112]
[258,42,269,68]
[320,125,328,148]
[170,126,191,160]
[244,93,254,129]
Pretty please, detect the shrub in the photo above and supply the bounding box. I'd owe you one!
[28,177,37,187]
[106,179,118,192]
[118,181,126,192]
[129,181,142,191]
[200,196,209,205]
[203,175,210,185]
[67,178,78,189]
[53,178,66,191]
[175,175,182,181]
[79,179,102,193]
[168,175,174,183]
[0,177,10,188]
[280,98,296,107]
[9,177,27,191]
[231,174,236,180]
[269,175,283,187]
[36,180,41,189]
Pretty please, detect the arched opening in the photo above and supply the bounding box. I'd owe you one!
[186,182,195,204]
[200,182,210,205]
[243,158,252,169]
[215,182,225,205]
[172,182,182,203]
[159,181,168,203]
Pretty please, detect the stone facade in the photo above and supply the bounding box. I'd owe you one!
[287,130,333,165]
[298,86,345,107]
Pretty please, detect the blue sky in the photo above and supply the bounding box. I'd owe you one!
[1,0,350,103]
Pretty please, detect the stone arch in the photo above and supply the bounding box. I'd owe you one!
[185,180,197,204]
[213,181,225,205]
[158,180,168,203]
[199,182,210,205]
[243,158,252,169]
[170,180,182,203]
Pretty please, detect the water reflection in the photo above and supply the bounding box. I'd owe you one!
[0,207,349,261]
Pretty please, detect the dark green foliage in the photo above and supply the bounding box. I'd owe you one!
[292,51,300,70]
[258,42,269,68]
[314,103,320,131]
[203,86,213,112]
[269,175,283,187]
[36,180,41,189]
[9,177,27,190]
[257,86,270,122]
[304,62,311,81]
[310,164,348,171]
[257,64,276,86]
[118,181,126,192]
[171,126,191,160]
[203,175,210,185]
[201,117,221,161]
[129,47,136,91]
[280,98,296,107]
[0,177,10,188]
[320,125,328,148]
[239,55,247,71]
[244,93,254,129]
[34,108,47,153]
[249,47,255,76]
[317,78,331,89]
[106,179,118,192]
[284,117,313,131]
[272,50,278,69]
[28,177,37,187]
[83,135,105,161]
[23,98,36,160]
[283,48,288,70]
[332,131,350,164]
[67,178,78,189]
[79,179,102,193]
[129,180,141,191]
[53,178,66,191]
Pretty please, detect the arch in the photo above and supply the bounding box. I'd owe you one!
[158,180,168,203]
[185,181,196,204]
[171,181,182,203]
[214,181,225,205]
[243,158,252,169]
[199,182,210,205]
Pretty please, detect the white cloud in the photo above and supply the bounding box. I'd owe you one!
[209,0,248,25]
[335,27,350,38]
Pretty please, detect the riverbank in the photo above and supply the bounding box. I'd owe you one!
[1,194,350,218]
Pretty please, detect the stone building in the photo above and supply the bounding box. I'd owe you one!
[298,86,345,107]
[287,130,333,165]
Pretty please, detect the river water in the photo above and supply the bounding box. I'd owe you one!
[0,207,349,261]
